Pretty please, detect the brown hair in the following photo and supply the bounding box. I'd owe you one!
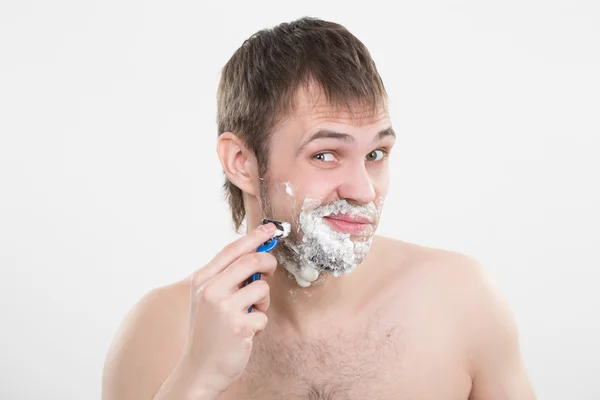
[217,16,387,231]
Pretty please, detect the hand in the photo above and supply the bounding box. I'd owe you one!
[182,223,278,396]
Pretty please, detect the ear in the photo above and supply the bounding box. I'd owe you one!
[216,132,260,196]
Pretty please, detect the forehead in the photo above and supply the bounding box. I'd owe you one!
[278,82,390,133]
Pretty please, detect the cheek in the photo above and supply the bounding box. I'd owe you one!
[291,175,341,207]
[376,172,390,195]
[369,164,390,192]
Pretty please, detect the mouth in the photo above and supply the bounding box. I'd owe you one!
[323,213,373,234]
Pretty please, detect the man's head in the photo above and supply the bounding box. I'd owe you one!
[216,17,393,285]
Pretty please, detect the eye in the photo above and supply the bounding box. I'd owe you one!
[365,149,386,162]
[314,152,336,162]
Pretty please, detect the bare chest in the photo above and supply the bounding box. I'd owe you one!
[218,317,472,400]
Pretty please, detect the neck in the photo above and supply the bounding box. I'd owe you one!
[261,249,384,341]
[245,204,375,335]
[264,263,346,323]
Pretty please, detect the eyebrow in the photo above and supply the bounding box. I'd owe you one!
[296,126,396,155]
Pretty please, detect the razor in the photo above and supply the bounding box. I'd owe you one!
[245,218,290,312]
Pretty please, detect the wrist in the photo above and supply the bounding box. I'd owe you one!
[175,355,224,400]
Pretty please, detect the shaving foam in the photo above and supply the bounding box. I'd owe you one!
[285,182,294,196]
[275,221,291,238]
[278,197,382,287]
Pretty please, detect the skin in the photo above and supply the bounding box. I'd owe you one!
[102,83,536,399]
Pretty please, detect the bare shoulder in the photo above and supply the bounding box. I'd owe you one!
[375,235,516,328]
[102,277,192,400]
[371,235,495,296]
[372,236,516,347]
[372,236,535,398]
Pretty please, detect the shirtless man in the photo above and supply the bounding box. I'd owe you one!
[102,17,536,400]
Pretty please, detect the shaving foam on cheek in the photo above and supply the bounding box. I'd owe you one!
[267,183,321,287]
[285,182,294,196]
[280,184,321,287]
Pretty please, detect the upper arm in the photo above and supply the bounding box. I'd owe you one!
[464,263,536,400]
[102,283,190,400]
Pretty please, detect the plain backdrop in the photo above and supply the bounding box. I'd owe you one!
[1,1,599,399]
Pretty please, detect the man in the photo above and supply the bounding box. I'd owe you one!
[102,17,536,399]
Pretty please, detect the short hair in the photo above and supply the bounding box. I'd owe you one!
[217,16,387,231]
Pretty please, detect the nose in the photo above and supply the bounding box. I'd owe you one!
[336,162,377,205]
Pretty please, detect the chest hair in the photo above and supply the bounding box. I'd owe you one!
[240,311,405,399]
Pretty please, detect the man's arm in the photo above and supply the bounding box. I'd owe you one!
[466,264,536,400]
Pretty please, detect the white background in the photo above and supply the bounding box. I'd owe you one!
[1,1,599,399]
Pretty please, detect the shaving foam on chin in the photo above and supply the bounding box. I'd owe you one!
[278,197,383,287]
[261,179,383,288]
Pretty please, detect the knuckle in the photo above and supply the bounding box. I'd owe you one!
[265,253,277,268]
[254,279,270,293]
[254,313,269,333]
[249,253,263,266]
[218,300,231,315]
[243,336,254,349]
[256,252,276,269]
[198,285,217,303]
[229,317,244,335]
[191,268,207,288]
[259,312,269,326]
[194,284,206,300]
[239,253,260,272]
[197,291,211,306]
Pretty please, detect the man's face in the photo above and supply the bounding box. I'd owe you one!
[258,86,395,286]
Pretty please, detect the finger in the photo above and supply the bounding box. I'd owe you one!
[229,279,271,312]
[192,254,276,303]
[249,290,271,314]
[192,223,277,288]
[245,310,269,335]
[212,252,277,293]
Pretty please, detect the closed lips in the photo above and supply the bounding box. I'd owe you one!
[324,214,372,224]
[322,214,373,234]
